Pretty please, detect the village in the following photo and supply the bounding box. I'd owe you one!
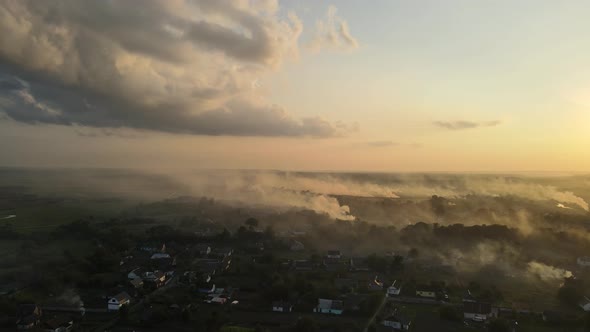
[9,214,590,332]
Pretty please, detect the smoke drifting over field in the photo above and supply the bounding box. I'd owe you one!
[171,171,590,219]
[1,169,588,222]
[527,261,573,281]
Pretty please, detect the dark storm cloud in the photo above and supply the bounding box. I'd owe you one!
[434,120,502,130]
[0,0,353,137]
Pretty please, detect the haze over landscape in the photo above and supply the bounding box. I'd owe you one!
[1,1,590,332]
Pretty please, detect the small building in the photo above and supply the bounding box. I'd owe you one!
[327,250,342,259]
[381,313,411,331]
[272,301,293,313]
[143,270,166,286]
[107,292,131,311]
[580,296,590,312]
[578,257,590,267]
[127,267,143,280]
[387,280,401,297]
[463,301,493,322]
[130,278,144,289]
[42,315,74,332]
[368,276,384,291]
[314,299,344,315]
[415,287,436,299]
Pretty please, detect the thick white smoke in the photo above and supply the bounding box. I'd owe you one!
[526,261,572,282]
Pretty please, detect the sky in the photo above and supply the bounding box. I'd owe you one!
[0,0,588,172]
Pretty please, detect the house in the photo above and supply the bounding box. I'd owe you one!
[127,267,143,280]
[290,240,305,251]
[314,299,344,315]
[415,287,436,299]
[580,296,590,311]
[381,313,411,331]
[578,257,590,267]
[368,276,384,291]
[350,257,370,271]
[272,301,293,312]
[327,250,342,259]
[151,252,171,260]
[108,292,131,311]
[143,270,166,288]
[463,301,493,321]
[129,278,144,289]
[387,280,401,296]
[17,304,42,330]
[42,315,74,332]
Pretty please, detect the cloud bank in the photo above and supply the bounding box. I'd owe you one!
[0,0,356,137]
[434,120,502,130]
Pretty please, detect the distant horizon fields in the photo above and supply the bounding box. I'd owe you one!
[0,165,589,176]
[0,167,588,221]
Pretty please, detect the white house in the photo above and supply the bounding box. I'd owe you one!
[415,289,436,299]
[580,296,590,311]
[387,280,401,296]
[108,292,131,311]
[578,257,590,267]
[314,299,344,315]
[382,314,411,331]
[272,301,293,312]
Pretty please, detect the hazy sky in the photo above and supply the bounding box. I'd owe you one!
[0,0,588,172]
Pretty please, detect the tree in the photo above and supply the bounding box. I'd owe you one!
[119,304,129,322]
[245,217,259,229]
[488,318,510,332]
[294,317,319,332]
[439,306,461,321]
[558,277,584,307]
